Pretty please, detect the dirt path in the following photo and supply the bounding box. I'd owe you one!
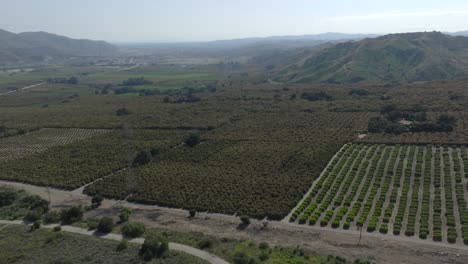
[449,148,464,245]
[0,220,229,264]
[353,146,388,229]
[440,147,448,243]
[388,146,409,234]
[378,146,402,229]
[402,146,418,236]
[428,146,436,240]
[283,144,349,222]
[0,82,46,96]
[414,146,426,238]
[2,180,468,263]
[363,146,395,230]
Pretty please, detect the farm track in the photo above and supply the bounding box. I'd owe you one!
[2,179,468,264]
[320,146,369,223]
[352,146,388,229]
[282,144,348,222]
[402,147,418,237]
[388,146,409,234]
[449,148,464,244]
[459,149,468,210]
[0,82,46,96]
[414,147,426,238]
[378,146,402,230]
[335,146,374,226]
[428,146,435,240]
[289,144,357,224]
[0,220,229,264]
[440,147,448,243]
[363,146,395,230]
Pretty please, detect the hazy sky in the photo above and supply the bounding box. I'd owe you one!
[1,0,468,42]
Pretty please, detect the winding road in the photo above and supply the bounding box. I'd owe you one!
[0,219,229,264]
[0,82,47,96]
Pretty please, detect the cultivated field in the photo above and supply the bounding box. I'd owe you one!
[0,128,107,161]
[0,129,186,189]
[290,143,468,245]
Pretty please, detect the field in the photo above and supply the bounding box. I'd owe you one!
[0,129,186,189]
[0,225,207,264]
[290,143,468,245]
[0,128,107,161]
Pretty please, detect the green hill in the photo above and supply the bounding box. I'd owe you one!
[0,29,118,64]
[279,32,468,83]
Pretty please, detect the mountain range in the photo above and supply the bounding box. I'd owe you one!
[279,32,468,83]
[0,29,117,64]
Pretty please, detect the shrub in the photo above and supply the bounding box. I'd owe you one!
[87,219,99,230]
[139,235,169,260]
[117,240,128,252]
[132,150,152,166]
[233,251,257,264]
[91,194,104,205]
[116,108,131,116]
[240,215,250,225]
[97,217,114,233]
[122,222,146,238]
[44,211,62,224]
[119,207,132,222]
[61,206,83,224]
[189,209,196,218]
[53,226,62,232]
[197,239,213,249]
[185,133,201,147]
[24,208,43,222]
[258,242,269,250]
[343,221,350,230]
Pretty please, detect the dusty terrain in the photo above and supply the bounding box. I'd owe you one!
[1,180,468,264]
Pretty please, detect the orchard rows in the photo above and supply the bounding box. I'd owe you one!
[289,143,468,245]
[0,128,108,161]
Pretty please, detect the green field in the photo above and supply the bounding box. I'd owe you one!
[290,143,468,245]
[0,225,208,264]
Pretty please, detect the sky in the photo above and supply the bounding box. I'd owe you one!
[1,0,468,43]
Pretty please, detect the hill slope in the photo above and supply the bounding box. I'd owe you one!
[0,29,118,63]
[280,32,468,83]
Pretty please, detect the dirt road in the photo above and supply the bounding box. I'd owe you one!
[0,82,46,96]
[2,180,468,263]
[0,220,229,264]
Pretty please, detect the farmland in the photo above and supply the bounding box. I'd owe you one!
[0,129,186,189]
[290,143,468,245]
[0,128,107,161]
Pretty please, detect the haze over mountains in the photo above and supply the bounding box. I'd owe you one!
[2,28,468,83]
[280,32,468,83]
[0,29,117,64]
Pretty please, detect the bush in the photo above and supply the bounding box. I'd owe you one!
[139,235,169,261]
[61,206,83,224]
[116,108,131,116]
[0,187,18,206]
[53,226,62,232]
[87,219,99,230]
[185,133,200,147]
[24,208,44,222]
[132,150,152,166]
[197,239,213,249]
[44,211,62,224]
[91,194,104,205]
[32,220,41,230]
[233,251,257,264]
[117,240,128,252]
[97,217,114,233]
[258,242,269,250]
[122,222,146,238]
[240,215,250,225]
[189,209,196,218]
[119,207,132,222]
